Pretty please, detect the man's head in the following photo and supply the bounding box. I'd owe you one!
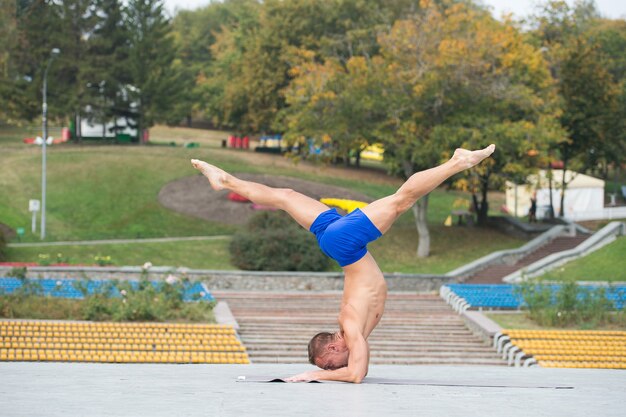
[308,331,349,370]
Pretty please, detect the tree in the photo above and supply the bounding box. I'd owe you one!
[0,0,20,122]
[530,1,623,216]
[195,0,261,131]
[4,0,65,122]
[279,53,386,166]
[52,0,99,139]
[202,0,428,134]
[375,2,561,254]
[125,0,188,137]
[586,19,626,176]
[171,0,252,125]
[282,1,561,257]
[556,38,619,215]
[84,0,130,139]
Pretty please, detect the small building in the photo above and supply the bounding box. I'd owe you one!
[505,170,606,220]
[79,115,139,142]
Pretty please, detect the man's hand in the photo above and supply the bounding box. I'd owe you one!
[285,371,318,382]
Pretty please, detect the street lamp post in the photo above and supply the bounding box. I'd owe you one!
[41,47,60,240]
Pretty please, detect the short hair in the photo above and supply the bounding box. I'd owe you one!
[308,332,335,366]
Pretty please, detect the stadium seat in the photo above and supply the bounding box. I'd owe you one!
[0,320,249,365]
[443,283,625,310]
[500,329,626,369]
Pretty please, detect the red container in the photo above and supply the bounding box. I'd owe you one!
[228,135,235,147]
[62,127,71,141]
[235,136,242,148]
[243,136,250,149]
[228,192,250,202]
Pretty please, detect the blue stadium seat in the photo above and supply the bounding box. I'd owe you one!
[444,283,625,310]
[0,277,214,302]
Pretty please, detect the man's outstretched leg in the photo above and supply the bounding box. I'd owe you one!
[190,159,329,230]
[361,145,495,234]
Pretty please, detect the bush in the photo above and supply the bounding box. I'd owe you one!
[230,211,331,271]
[77,277,214,322]
[0,278,215,322]
[516,279,615,327]
[8,267,27,279]
[0,230,6,262]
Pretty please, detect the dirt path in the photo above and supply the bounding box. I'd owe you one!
[159,172,376,225]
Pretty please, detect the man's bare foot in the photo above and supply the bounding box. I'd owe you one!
[190,159,228,191]
[452,144,496,170]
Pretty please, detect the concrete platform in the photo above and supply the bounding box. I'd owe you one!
[0,363,624,417]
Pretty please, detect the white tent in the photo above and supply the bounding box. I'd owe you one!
[505,170,605,219]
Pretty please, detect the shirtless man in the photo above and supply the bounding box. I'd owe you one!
[191,144,495,383]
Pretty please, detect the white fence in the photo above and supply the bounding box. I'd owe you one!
[565,206,626,221]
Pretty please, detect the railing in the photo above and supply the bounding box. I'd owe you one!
[446,224,574,281]
[565,207,626,222]
[503,221,626,283]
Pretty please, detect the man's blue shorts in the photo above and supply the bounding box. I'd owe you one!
[309,208,382,267]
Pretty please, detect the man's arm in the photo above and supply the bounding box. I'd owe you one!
[286,308,369,383]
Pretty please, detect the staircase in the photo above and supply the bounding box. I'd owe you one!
[213,291,505,366]
[465,235,589,284]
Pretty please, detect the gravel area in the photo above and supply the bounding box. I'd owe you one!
[158,172,374,225]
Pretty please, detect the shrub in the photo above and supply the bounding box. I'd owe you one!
[8,267,27,279]
[516,279,615,327]
[0,230,6,262]
[1,277,215,322]
[38,254,51,266]
[94,255,113,266]
[230,211,331,271]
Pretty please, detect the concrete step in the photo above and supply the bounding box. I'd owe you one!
[239,333,476,340]
[217,291,506,366]
[238,324,474,331]
[465,235,590,283]
[250,356,506,366]
[241,339,489,347]
[243,342,487,352]
[248,351,494,362]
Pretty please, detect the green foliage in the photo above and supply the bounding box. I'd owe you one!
[8,267,27,280]
[279,1,562,256]
[83,0,132,138]
[82,277,215,322]
[516,279,616,327]
[557,38,619,170]
[93,255,113,266]
[0,229,6,261]
[1,0,187,130]
[230,211,331,271]
[198,0,421,133]
[530,1,625,214]
[35,252,71,266]
[0,277,215,322]
[126,0,191,130]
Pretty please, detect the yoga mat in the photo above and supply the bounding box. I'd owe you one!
[236,375,574,389]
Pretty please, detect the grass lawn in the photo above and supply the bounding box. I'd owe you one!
[149,125,231,148]
[369,213,523,273]
[1,126,526,273]
[485,311,626,331]
[538,237,626,282]
[5,239,235,270]
[5,224,522,273]
[0,143,396,242]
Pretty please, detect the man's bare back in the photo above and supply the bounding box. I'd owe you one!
[191,144,495,383]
